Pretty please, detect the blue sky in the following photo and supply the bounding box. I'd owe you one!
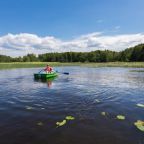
[0,0,144,39]
[0,0,144,56]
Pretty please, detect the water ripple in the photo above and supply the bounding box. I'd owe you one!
[0,67,144,144]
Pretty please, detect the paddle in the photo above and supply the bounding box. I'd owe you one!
[38,69,69,75]
[56,71,69,75]
[39,69,44,74]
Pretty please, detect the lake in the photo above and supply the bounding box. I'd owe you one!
[0,67,144,144]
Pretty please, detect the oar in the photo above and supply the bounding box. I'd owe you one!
[62,72,69,75]
[56,71,69,75]
[39,69,44,74]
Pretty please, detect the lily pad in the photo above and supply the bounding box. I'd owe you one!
[107,96,114,99]
[95,99,100,103]
[37,122,43,126]
[26,106,33,110]
[66,116,75,120]
[56,120,66,127]
[101,112,106,116]
[116,115,125,120]
[134,120,144,132]
[136,103,144,108]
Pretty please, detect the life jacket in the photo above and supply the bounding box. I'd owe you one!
[44,66,52,72]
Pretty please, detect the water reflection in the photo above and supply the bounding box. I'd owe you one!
[34,77,57,88]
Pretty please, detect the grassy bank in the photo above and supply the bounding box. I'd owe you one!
[0,62,80,70]
[0,62,144,70]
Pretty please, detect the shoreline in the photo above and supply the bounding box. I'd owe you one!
[0,62,144,70]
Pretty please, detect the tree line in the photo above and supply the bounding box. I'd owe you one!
[0,44,144,62]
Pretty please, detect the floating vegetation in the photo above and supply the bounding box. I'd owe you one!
[106,96,114,99]
[116,115,125,120]
[56,116,75,127]
[95,99,100,103]
[37,122,43,126]
[101,112,107,116]
[66,116,75,120]
[130,70,144,72]
[26,106,33,110]
[56,120,67,127]
[136,103,144,108]
[134,120,144,132]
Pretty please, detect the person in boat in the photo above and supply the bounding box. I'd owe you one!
[44,64,53,73]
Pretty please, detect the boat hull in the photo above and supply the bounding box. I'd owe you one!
[34,72,58,79]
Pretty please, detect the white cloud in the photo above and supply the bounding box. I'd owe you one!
[0,32,144,57]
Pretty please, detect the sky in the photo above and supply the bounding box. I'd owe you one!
[0,0,144,57]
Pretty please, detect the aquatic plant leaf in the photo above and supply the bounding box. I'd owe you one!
[56,120,66,127]
[116,115,125,120]
[37,122,43,126]
[66,116,75,120]
[26,106,33,110]
[134,120,144,132]
[136,103,144,108]
[95,99,100,103]
[101,112,106,116]
[107,96,114,99]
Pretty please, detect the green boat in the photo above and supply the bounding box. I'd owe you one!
[34,72,58,79]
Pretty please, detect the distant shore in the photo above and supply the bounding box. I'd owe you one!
[0,62,144,70]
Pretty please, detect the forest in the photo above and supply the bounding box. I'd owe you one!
[0,44,144,62]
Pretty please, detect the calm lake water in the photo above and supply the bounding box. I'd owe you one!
[0,67,144,144]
